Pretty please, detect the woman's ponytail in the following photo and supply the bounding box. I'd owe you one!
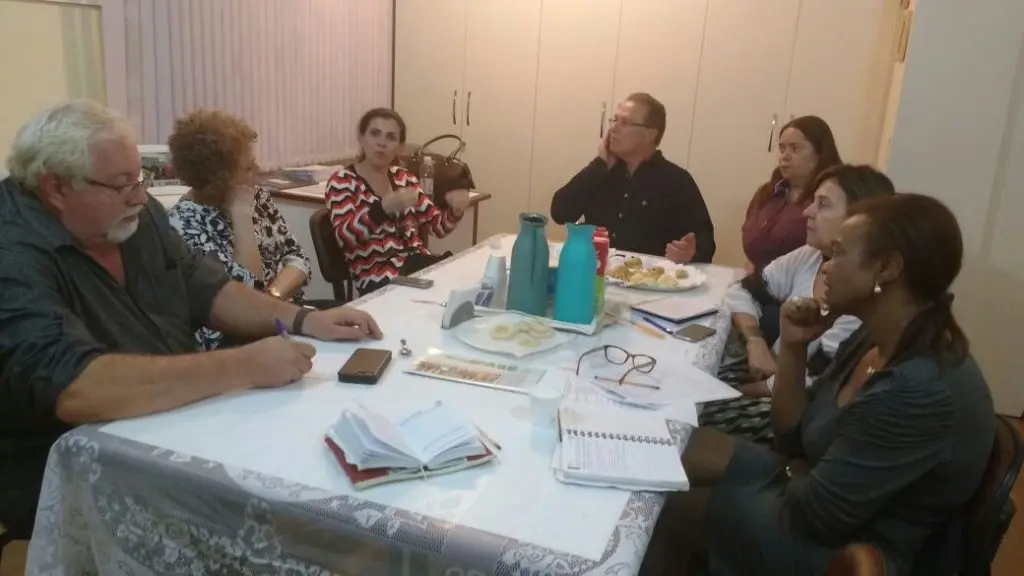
[890,293,969,366]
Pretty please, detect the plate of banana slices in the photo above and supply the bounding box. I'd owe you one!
[454,313,571,358]
[604,254,707,291]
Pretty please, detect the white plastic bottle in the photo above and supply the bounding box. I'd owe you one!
[419,156,435,196]
[476,238,508,309]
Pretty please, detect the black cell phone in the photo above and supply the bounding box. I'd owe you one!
[337,348,393,384]
[673,324,717,343]
[391,276,434,289]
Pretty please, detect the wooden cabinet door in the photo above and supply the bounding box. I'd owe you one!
[686,0,801,266]
[784,0,901,164]
[528,0,623,239]
[460,0,543,239]
[612,0,708,167]
[393,0,467,146]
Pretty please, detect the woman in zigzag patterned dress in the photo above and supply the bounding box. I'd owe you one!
[324,108,471,295]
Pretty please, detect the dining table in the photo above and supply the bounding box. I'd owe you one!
[26,234,742,576]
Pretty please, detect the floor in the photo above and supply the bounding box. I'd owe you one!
[2,422,1023,576]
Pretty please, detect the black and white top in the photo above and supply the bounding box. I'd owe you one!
[168,186,310,350]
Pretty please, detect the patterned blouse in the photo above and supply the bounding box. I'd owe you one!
[168,186,311,350]
[324,165,461,291]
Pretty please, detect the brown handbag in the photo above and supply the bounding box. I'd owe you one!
[400,134,476,210]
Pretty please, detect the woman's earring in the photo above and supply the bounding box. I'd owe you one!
[873,282,882,295]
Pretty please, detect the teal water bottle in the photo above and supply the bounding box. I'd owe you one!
[554,223,597,324]
[507,213,550,316]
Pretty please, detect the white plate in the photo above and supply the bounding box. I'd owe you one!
[454,313,571,358]
[604,254,707,292]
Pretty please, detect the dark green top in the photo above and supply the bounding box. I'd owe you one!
[0,177,230,533]
[778,327,995,573]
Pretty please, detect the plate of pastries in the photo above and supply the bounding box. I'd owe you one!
[605,254,707,291]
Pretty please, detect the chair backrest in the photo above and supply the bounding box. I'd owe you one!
[308,208,354,303]
[961,415,1024,573]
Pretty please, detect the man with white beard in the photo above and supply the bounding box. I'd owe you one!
[0,100,383,540]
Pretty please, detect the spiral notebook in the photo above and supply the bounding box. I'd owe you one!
[554,403,689,492]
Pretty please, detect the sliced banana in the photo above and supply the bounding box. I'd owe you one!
[524,319,556,339]
[489,323,516,340]
[516,334,541,348]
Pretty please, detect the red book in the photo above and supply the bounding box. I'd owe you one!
[324,435,497,490]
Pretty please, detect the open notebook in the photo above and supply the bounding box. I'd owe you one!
[554,403,688,492]
[325,400,496,489]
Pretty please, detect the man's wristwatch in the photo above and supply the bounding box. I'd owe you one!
[292,307,313,336]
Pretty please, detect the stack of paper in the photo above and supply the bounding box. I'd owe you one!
[325,400,497,489]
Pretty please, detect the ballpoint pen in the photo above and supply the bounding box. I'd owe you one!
[641,316,676,335]
[274,318,290,338]
[274,318,334,381]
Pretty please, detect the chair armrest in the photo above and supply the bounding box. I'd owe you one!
[827,542,887,576]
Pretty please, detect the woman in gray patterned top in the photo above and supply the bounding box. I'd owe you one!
[641,194,995,576]
[167,109,311,351]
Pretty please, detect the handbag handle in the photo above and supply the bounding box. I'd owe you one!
[412,134,466,164]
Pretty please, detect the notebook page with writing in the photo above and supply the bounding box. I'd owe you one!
[556,403,688,491]
[397,401,483,467]
[341,404,416,468]
[331,401,484,470]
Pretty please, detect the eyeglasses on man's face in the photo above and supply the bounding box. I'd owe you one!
[575,344,657,386]
[608,115,650,129]
[83,176,149,198]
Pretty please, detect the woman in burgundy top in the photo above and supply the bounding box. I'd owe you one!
[742,116,841,272]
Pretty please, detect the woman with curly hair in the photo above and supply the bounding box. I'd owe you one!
[167,109,312,350]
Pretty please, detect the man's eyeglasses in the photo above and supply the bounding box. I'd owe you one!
[608,115,650,129]
[575,345,657,386]
[84,177,149,198]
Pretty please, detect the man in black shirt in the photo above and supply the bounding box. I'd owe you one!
[0,101,383,538]
[550,92,715,263]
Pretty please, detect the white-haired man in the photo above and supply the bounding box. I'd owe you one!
[0,100,382,538]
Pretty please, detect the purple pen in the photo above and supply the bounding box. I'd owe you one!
[274,318,290,338]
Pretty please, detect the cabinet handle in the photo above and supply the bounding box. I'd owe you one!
[767,113,778,152]
[599,103,607,138]
[466,91,472,126]
[452,89,458,125]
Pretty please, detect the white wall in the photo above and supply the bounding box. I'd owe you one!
[0,0,105,164]
[120,0,392,170]
[887,0,1024,415]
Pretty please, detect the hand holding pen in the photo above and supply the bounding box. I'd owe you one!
[232,320,317,388]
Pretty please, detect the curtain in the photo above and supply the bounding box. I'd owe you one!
[123,0,392,170]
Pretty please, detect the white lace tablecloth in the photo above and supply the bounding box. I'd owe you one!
[27,235,740,576]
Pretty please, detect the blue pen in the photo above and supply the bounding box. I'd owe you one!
[641,316,676,335]
[274,318,290,338]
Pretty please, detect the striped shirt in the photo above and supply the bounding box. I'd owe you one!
[324,165,461,291]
